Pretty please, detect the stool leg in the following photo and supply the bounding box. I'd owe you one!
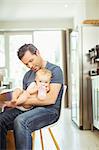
[40,129,44,150]
[6,130,15,150]
[32,132,35,150]
[48,128,60,150]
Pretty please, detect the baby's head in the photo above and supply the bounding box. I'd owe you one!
[35,68,52,91]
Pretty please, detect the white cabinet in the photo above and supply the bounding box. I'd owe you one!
[91,76,99,129]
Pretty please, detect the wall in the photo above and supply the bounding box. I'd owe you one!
[85,0,99,19]
[0,18,73,31]
[74,0,99,29]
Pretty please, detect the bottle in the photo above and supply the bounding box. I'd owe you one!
[38,85,47,100]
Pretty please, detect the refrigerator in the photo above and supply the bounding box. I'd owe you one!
[70,25,99,129]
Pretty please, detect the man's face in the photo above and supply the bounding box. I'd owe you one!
[21,50,42,72]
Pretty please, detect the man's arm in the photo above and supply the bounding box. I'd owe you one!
[22,83,62,106]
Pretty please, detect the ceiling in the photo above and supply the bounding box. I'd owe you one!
[0,0,83,21]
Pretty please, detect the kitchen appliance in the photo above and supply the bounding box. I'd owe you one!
[70,25,99,129]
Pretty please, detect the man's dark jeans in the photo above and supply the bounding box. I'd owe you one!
[0,106,59,150]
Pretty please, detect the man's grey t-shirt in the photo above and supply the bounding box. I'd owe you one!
[23,61,63,111]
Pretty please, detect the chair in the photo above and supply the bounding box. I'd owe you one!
[32,85,67,150]
[2,85,66,150]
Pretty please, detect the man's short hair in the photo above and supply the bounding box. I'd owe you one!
[17,44,38,60]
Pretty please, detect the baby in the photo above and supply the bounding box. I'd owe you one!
[4,68,52,111]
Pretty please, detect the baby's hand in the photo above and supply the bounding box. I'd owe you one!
[4,101,17,108]
[11,99,17,104]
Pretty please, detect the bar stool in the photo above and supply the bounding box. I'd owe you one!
[3,85,66,150]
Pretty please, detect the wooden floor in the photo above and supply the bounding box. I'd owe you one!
[33,109,99,150]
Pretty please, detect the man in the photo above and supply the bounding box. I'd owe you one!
[0,43,63,150]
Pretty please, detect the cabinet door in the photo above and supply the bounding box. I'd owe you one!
[92,76,99,129]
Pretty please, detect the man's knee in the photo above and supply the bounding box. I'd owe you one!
[14,115,25,129]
